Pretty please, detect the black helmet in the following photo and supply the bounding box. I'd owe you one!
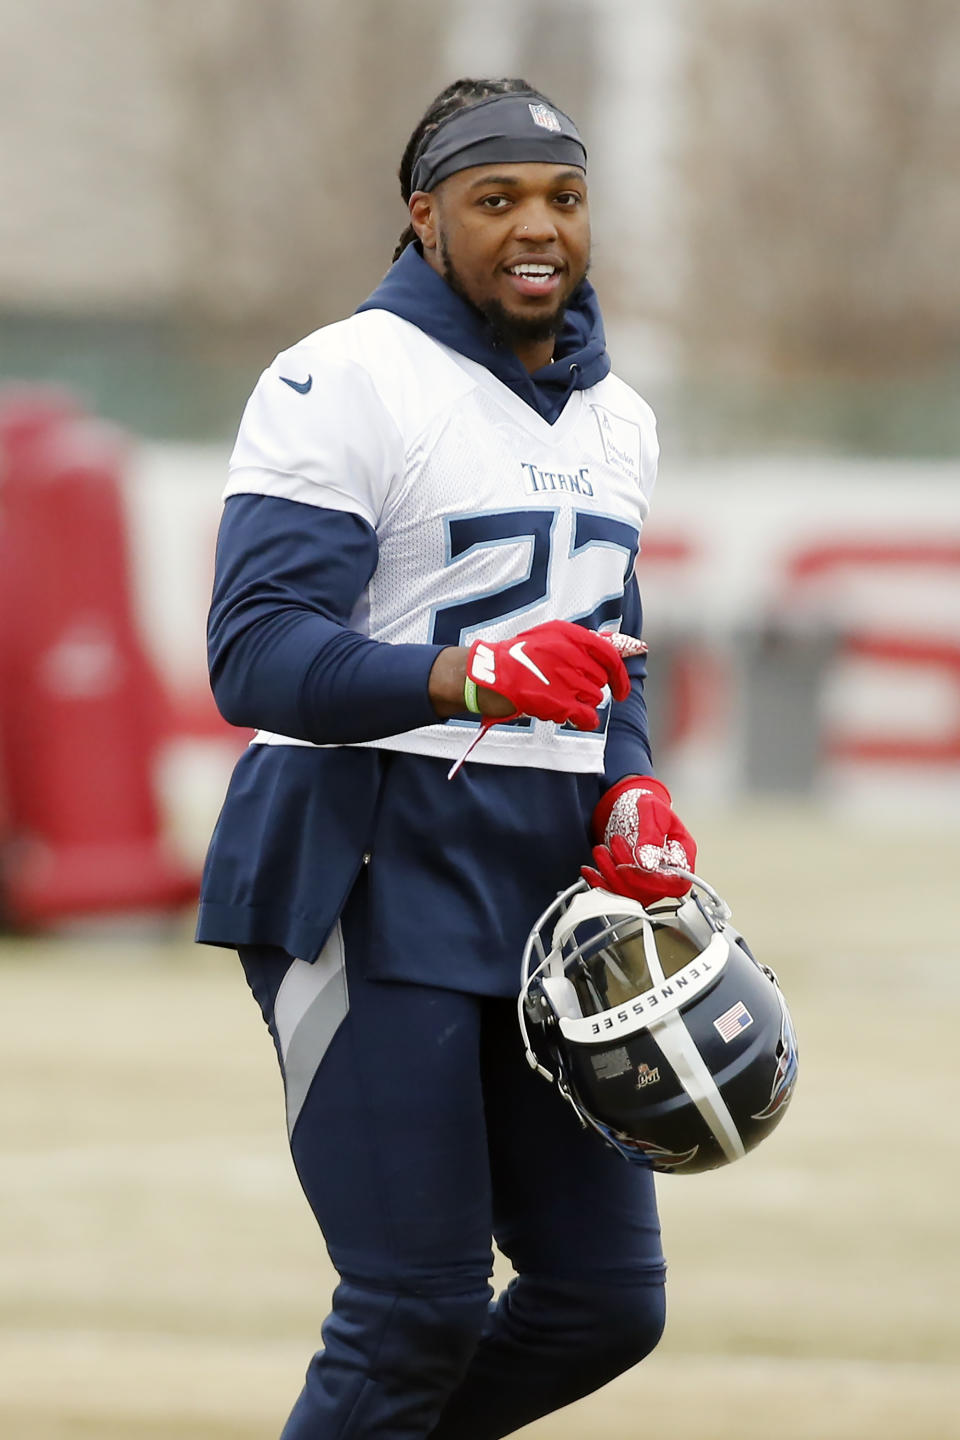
[519,875,798,1173]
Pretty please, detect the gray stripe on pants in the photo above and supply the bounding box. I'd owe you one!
[273,924,349,1138]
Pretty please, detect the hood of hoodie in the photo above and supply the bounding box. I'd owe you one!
[355,244,610,425]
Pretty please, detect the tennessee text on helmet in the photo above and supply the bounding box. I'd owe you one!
[518,874,798,1174]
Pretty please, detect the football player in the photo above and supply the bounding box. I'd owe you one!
[198,76,696,1439]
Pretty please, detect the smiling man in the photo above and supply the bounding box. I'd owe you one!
[411,133,591,371]
[198,77,696,1439]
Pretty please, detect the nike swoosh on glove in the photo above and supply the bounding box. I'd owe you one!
[581,775,697,905]
[466,620,632,731]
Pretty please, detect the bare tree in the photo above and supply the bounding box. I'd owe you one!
[157,0,448,342]
[679,0,960,374]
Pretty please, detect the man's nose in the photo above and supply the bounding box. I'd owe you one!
[514,204,559,242]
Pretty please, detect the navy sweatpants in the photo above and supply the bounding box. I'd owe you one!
[240,896,665,1437]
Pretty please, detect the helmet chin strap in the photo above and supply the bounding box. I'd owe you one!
[518,879,585,1079]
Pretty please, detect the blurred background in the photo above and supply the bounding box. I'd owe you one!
[0,2,958,1437]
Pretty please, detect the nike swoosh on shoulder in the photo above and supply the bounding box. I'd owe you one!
[508,641,550,685]
[280,374,313,394]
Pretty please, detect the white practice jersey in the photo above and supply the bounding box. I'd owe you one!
[225,309,659,773]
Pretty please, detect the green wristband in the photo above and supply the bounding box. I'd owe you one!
[463,676,482,714]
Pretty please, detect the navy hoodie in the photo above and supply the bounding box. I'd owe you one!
[197,247,653,992]
[356,243,611,424]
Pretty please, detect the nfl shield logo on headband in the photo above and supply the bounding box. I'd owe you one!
[528,103,562,133]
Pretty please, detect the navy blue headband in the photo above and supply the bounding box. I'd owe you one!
[410,92,587,194]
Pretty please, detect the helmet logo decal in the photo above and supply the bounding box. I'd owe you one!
[603,1123,699,1170]
[752,994,799,1121]
[713,1000,754,1043]
[635,1063,661,1089]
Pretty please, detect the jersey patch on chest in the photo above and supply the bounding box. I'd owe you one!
[592,405,642,482]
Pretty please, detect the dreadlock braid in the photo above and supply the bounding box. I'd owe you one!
[392,76,545,262]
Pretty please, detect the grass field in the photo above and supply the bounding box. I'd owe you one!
[1,802,957,1438]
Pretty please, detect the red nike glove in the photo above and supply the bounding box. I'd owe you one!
[581,775,697,905]
[466,620,631,732]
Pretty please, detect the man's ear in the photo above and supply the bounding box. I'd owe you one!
[408,192,438,253]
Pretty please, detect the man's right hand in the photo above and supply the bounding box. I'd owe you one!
[463,620,630,731]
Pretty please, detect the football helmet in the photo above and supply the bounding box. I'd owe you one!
[519,874,798,1173]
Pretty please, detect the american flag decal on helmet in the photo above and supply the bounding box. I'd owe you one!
[528,103,562,132]
[752,991,799,1121]
[714,1000,753,1043]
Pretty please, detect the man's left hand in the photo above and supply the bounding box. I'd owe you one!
[581,775,697,906]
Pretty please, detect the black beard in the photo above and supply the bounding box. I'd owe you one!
[440,247,576,352]
[474,295,569,349]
